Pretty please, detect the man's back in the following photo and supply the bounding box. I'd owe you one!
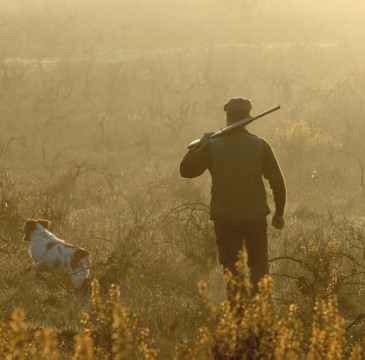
[209,131,270,221]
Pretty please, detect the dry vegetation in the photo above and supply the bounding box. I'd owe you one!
[1,0,365,358]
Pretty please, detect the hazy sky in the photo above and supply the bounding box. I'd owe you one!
[0,0,364,57]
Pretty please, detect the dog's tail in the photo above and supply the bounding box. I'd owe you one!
[70,249,90,288]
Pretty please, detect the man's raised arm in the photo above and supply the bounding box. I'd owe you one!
[180,134,211,178]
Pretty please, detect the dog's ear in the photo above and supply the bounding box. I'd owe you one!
[22,219,38,240]
[37,219,51,229]
[24,219,38,230]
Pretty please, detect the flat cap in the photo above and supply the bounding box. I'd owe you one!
[223,98,252,113]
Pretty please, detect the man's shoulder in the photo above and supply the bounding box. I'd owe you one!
[249,134,271,147]
[210,131,268,144]
[210,133,271,157]
[243,132,270,146]
[241,134,274,155]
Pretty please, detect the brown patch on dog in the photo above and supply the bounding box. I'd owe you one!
[71,248,89,270]
[53,259,61,268]
[22,219,38,242]
[46,242,57,250]
[37,219,51,229]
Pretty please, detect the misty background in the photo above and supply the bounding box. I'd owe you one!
[0,1,364,207]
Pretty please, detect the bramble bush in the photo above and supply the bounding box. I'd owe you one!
[0,255,363,359]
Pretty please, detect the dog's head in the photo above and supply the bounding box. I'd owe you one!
[19,219,51,241]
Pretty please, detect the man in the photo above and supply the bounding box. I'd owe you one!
[180,98,286,295]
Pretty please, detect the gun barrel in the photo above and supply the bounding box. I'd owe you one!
[187,105,280,149]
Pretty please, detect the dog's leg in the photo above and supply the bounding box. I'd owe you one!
[34,261,47,272]
[69,256,90,288]
[33,261,48,280]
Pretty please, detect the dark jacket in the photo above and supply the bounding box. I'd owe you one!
[180,129,286,221]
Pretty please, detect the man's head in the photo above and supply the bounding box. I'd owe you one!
[224,98,252,125]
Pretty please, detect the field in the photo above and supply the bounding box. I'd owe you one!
[1,0,365,358]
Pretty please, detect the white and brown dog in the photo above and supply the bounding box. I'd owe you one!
[19,219,90,288]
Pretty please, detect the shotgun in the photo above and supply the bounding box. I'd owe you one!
[187,105,281,149]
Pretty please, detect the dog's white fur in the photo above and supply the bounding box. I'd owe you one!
[20,219,90,288]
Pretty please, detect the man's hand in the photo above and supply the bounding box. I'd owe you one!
[271,215,285,230]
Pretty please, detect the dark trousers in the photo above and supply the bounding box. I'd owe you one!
[214,217,269,295]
